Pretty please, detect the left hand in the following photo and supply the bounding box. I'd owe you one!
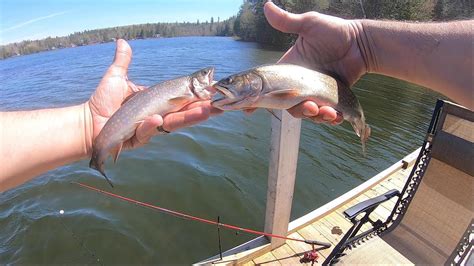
[87,39,222,152]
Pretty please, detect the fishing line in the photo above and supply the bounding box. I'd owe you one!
[73,181,331,249]
[42,207,102,265]
[57,214,103,265]
[216,216,223,260]
[265,108,281,121]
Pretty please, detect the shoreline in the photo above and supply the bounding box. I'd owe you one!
[0,36,235,61]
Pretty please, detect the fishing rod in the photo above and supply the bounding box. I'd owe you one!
[73,182,331,262]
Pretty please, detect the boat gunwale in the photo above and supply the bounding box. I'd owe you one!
[196,148,421,265]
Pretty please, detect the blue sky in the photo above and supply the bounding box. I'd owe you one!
[0,0,243,45]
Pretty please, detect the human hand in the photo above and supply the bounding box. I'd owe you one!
[263,1,367,124]
[87,39,222,152]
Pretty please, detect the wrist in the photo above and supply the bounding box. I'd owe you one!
[351,19,379,74]
[81,101,94,157]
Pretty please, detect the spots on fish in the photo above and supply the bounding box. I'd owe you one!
[89,68,214,182]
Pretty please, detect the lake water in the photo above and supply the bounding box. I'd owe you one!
[0,37,445,264]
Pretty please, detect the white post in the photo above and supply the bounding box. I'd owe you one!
[264,110,302,248]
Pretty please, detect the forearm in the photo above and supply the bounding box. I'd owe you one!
[0,103,92,192]
[357,20,472,109]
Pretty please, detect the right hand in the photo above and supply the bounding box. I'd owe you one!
[264,1,367,125]
[87,40,221,151]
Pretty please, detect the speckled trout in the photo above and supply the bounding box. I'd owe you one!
[211,64,371,151]
[90,67,214,187]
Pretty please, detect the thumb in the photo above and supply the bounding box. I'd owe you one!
[109,39,132,76]
[264,1,304,34]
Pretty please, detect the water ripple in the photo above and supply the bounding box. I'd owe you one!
[0,38,445,263]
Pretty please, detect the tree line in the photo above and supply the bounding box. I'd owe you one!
[0,17,235,60]
[1,1,471,60]
[233,0,472,49]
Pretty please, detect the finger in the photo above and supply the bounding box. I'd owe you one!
[179,101,224,116]
[243,108,257,115]
[210,106,224,116]
[264,1,304,34]
[134,114,164,145]
[331,115,344,125]
[107,39,132,77]
[319,106,338,122]
[180,101,210,111]
[310,108,340,125]
[163,106,211,132]
[127,81,146,93]
[125,81,148,100]
[288,101,319,118]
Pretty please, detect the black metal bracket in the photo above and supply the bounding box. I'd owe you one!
[344,189,400,220]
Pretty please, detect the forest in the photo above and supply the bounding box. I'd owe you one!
[0,18,235,59]
[1,0,471,59]
[232,0,472,49]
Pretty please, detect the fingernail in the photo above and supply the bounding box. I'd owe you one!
[323,113,333,121]
[303,104,319,116]
[303,109,315,117]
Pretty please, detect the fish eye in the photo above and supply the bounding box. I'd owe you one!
[227,77,233,83]
[201,70,208,75]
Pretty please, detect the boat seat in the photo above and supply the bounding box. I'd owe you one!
[325,100,474,265]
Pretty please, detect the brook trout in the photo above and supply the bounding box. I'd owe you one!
[211,64,371,151]
[90,67,214,187]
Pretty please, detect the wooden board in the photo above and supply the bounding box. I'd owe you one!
[197,149,420,265]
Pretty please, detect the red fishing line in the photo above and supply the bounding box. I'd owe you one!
[74,181,308,243]
[74,181,330,264]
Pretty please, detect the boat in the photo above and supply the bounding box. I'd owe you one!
[197,100,473,265]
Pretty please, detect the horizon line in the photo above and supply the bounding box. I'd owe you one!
[0,16,235,46]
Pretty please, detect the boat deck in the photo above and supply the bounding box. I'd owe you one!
[198,148,420,265]
[249,165,410,265]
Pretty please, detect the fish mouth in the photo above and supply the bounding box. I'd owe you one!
[211,82,254,111]
[211,84,242,110]
[212,84,234,101]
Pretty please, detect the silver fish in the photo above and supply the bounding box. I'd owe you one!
[90,67,214,187]
[211,64,371,151]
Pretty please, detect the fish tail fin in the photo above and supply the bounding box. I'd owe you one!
[351,119,371,156]
[104,175,114,188]
[89,151,114,188]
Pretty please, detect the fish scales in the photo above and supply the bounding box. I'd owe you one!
[211,64,371,152]
[90,67,214,186]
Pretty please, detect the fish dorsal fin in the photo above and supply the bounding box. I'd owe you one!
[111,143,123,164]
[168,95,191,105]
[265,89,299,98]
[122,91,139,105]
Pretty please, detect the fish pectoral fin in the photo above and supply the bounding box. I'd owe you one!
[265,89,300,98]
[111,143,123,164]
[168,95,192,106]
